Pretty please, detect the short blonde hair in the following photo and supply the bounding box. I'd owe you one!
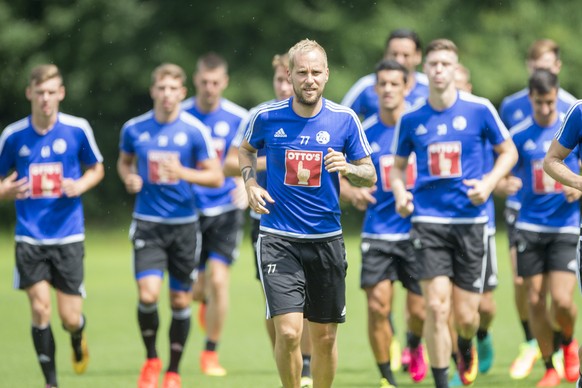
[272,53,289,71]
[151,63,186,86]
[527,39,560,61]
[29,64,62,86]
[425,39,458,56]
[288,39,327,71]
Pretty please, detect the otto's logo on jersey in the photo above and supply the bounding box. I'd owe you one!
[29,162,63,198]
[428,142,461,178]
[213,138,226,161]
[532,160,562,194]
[147,151,180,185]
[284,150,322,187]
[379,154,416,191]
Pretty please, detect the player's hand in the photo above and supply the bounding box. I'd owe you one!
[464,178,491,205]
[348,186,377,211]
[61,178,85,197]
[0,171,29,200]
[230,177,249,210]
[124,173,143,194]
[563,185,582,203]
[246,183,274,214]
[324,148,348,175]
[395,190,414,218]
[159,157,183,182]
[495,175,522,197]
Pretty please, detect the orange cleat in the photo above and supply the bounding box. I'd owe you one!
[162,371,181,388]
[200,350,227,376]
[138,358,162,388]
[536,368,561,387]
[562,339,581,382]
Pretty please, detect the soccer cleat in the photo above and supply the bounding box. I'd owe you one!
[457,345,478,385]
[300,376,313,388]
[198,303,207,333]
[389,338,402,372]
[401,346,411,371]
[138,358,162,388]
[552,349,565,379]
[509,339,541,379]
[162,371,181,388]
[562,339,580,382]
[477,333,494,373]
[379,377,396,388]
[449,371,463,387]
[71,332,89,374]
[408,344,427,382]
[536,368,560,387]
[200,350,227,376]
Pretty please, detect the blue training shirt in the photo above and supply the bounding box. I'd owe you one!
[245,97,372,239]
[0,113,103,244]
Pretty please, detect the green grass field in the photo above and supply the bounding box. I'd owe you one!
[0,222,580,387]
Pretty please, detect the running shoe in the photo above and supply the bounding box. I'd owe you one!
[477,333,494,373]
[380,377,396,388]
[71,332,89,374]
[138,358,162,388]
[536,368,560,387]
[162,371,181,388]
[408,344,427,382]
[457,345,478,385]
[300,376,313,388]
[390,338,402,372]
[449,371,463,387]
[509,339,541,379]
[200,350,227,376]
[553,349,565,378]
[562,339,580,382]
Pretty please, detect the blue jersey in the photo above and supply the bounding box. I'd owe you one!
[484,142,496,234]
[361,114,415,239]
[556,101,582,160]
[342,72,429,119]
[119,110,215,223]
[182,97,248,215]
[500,87,576,128]
[511,116,579,232]
[245,97,372,238]
[393,91,510,223]
[0,113,103,244]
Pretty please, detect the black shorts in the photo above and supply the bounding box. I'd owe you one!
[504,207,519,249]
[15,241,85,296]
[130,219,200,291]
[360,238,422,295]
[251,217,261,280]
[483,234,499,292]
[410,222,487,293]
[515,229,578,277]
[258,233,347,324]
[199,209,245,269]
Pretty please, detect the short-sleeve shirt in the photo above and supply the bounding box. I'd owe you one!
[392,91,510,223]
[0,113,103,244]
[245,97,372,238]
[182,97,248,216]
[119,110,215,224]
[512,116,579,232]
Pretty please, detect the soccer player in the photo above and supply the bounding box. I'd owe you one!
[544,100,582,388]
[390,39,518,388]
[498,39,577,379]
[181,52,248,377]
[510,69,580,387]
[225,53,314,387]
[342,28,429,119]
[117,63,223,388]
[341,59,427,387]
[0,64,104,388]
[239,39,376,388]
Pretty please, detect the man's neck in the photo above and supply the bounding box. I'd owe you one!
[379,104,405,127]
[196,97,219,114]
[292,98,323,118]
[534,113,558,128]
[428,86,457,111]
[155,108,180,124]
[31,113,58,135]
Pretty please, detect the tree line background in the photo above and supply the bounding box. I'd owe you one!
[1,0,582,227]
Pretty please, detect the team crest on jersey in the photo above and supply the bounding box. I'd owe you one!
[379,153,416,191]
[29,162,63,198]
[452,116,467,131]
[428,142,461,178]
[214,121,230,137]
[532,160,562,194]
[316,131,330,145]
[147,151,180,185]
[52,138,67,154]
[284,150,322,187]
[173,132,187,146]
[158,136,168,147]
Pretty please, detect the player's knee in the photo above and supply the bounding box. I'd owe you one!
[367,299,389,320]
[30,299,51,322]
[276,326,302,347]
[425,299,448,323]
[139,291,159,305]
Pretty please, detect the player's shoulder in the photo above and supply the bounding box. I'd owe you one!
[558,88,577,105]
[341,73,375,105]
[122,110,154,130]
[220,98,249,119]
[2,117,30,139]
[181,96,196,111]
[509,116,534,138]
[400,99,428,121]
[501,88,528,108]
[362,114,380,132]
[415,72,429,86]
[58,112,92,130]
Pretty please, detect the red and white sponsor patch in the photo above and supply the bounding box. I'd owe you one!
[532,160,562,194]
[379,153,416,191]
[213,138,226,161]
[284,150,322,187]
[147,151,180,185]
[428,142,461,178]
[29,162,62,198]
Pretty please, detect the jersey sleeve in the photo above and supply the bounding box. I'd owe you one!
[119,122,135,154]
[391,116,412,158]
[555,101,582,150]
[483,100,510,146]
[344,112,372,161]
[0,129,15,176]
[77,120,104,166]
[244,108,266,150]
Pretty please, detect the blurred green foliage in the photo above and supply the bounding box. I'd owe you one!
[1,0,581,225]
